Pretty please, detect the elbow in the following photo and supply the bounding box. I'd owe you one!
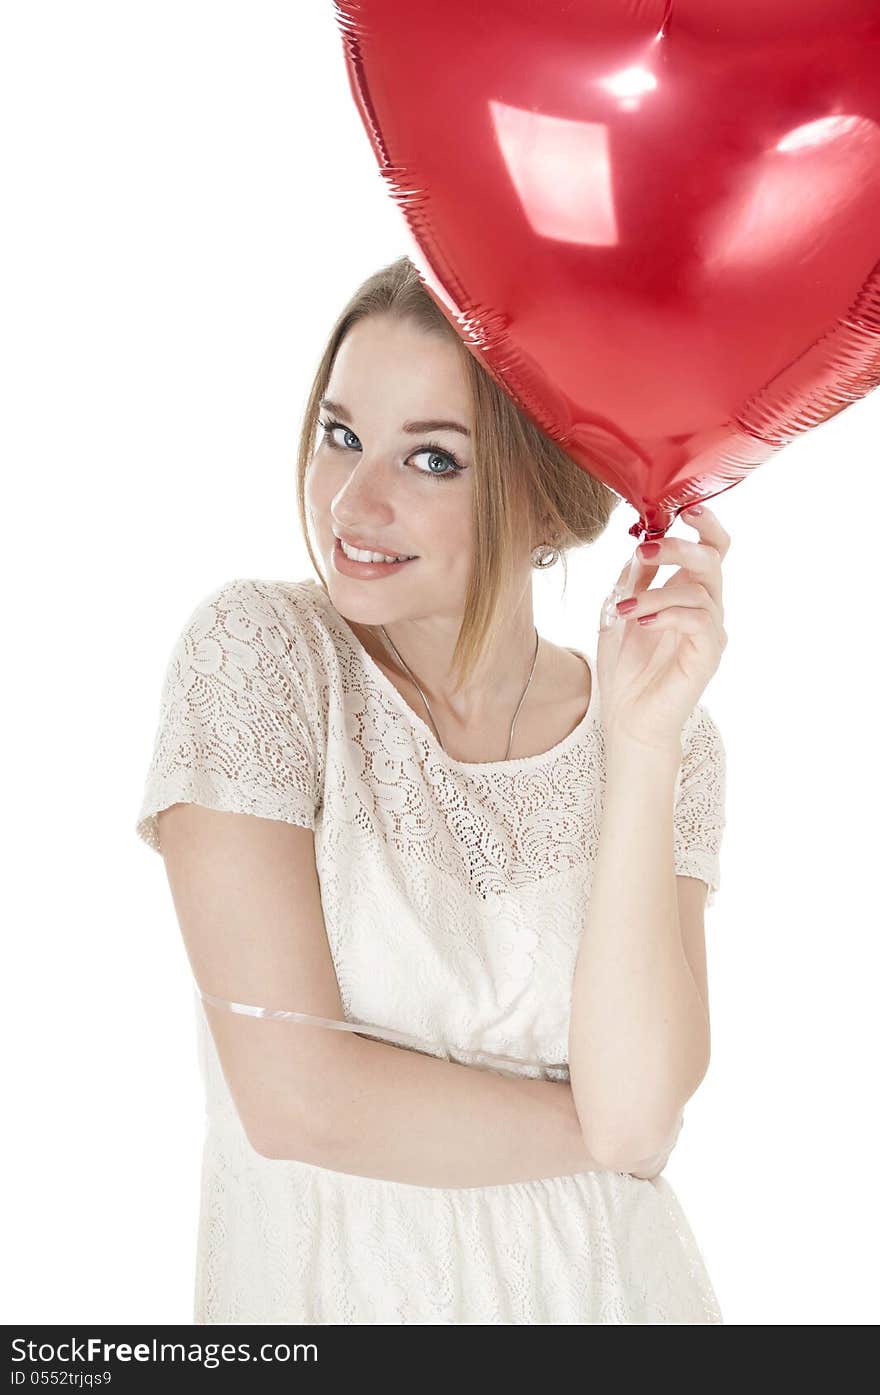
[591,1141,671,1180]
[586,1141,664,1177]
[248,1110,338,1163]
[242,1107,308,1161]
[248,1129,282,1160]
[247,1042,365,1163]
[249,1095,349,1163]
[577,1055,708,1177]
[586,1139,670,1179]
[584,1110,686,1179]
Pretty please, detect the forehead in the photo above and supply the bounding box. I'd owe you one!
[327,316,472,422]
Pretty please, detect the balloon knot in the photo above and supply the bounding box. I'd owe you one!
[629,519,665,542]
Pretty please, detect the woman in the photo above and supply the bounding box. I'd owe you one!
[136,254,728,1324]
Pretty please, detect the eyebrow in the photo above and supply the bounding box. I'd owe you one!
[319,398,471,438]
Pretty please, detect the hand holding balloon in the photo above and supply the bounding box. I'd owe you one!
[597,506,730,752]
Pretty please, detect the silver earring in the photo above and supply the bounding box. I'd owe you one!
[531,542,560,568]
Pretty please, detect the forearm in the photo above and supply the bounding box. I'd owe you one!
[260,1032,602,1188]
[568,731,710,1168]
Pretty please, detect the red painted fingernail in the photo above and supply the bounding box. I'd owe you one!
[685,505,703,516]
[639,542,661,558]
[616,597,638,614]
[637,612,658,625]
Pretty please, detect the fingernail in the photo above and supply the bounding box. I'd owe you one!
[639,542,661,558]
[600,592,624,629]
[685,505,703,516]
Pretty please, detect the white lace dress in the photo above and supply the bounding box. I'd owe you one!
[135,576,727,1325]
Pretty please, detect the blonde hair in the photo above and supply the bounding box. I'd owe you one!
[296,255,619,690]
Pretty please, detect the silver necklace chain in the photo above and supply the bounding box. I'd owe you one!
[378,623,541,760]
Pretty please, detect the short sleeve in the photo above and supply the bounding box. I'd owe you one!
[135,578,323,854]
[672,703,727,909]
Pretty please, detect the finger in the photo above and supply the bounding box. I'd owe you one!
[617,580,719,624]
[601,542,665,632]
[635,534,723,608]
[678,503,731,560]
[623,599,725,647]
[616,543,661,592]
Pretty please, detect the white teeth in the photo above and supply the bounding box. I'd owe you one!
[339,538,414,564]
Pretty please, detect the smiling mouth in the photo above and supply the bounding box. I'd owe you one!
[332,537,419,571]
[334,535,418,562]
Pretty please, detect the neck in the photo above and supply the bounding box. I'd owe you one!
[373,600,539,729]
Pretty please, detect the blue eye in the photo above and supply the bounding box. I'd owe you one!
[408,446,466,482]
[319,420,361,452]
[317,419,466,483]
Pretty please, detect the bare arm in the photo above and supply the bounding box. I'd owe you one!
[254,1028,598,1187]
[568,731,712,1173]
[158,802,601,1188]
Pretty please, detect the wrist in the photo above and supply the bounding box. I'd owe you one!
[604,723,682,772]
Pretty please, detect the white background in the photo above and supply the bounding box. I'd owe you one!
[3,1,878,1326]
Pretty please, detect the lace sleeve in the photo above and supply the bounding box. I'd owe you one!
[135,578,322,853]
[672,703,727,909]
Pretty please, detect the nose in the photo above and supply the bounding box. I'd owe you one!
[331,454,395,529]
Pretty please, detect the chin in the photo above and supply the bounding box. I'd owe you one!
[324,576,389,621]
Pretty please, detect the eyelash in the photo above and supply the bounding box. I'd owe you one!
[317,418,466,483]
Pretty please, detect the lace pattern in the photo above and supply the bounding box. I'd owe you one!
[136,580,325,851]
[136,575,727,1324]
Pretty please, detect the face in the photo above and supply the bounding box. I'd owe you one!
[306,315,476,626]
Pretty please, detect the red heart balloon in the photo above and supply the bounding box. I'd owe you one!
[334,0,880,539]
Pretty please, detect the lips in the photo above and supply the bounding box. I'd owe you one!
[332,536,417,575]
[334,531,416,557]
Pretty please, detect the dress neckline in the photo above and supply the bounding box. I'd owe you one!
[304,578,600,773]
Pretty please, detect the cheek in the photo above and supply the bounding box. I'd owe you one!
[412,482,475,552]
[434,480,474,529]
[304,455,338,517]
